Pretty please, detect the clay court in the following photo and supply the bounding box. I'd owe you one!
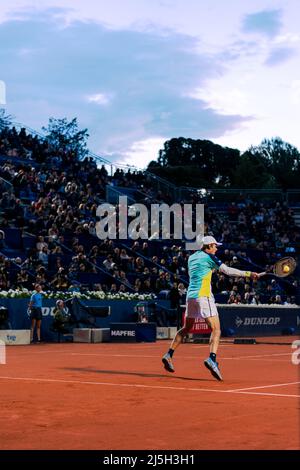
[0,338,299,450]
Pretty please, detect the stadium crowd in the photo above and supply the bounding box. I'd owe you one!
[0,126,299,307]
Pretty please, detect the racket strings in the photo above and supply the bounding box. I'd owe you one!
[274,257,297,277]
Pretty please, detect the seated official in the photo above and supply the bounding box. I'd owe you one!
[52,299,72,333]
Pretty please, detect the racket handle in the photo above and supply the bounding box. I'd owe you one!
[257,272,267,278]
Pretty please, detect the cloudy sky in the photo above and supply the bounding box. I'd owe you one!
[1,0,300,167]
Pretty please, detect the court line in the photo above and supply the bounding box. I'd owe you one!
[68,352,292,362]
[231,391,300,398]
[5,343,239,356]
[222,353,292,359]
[224,358,290,362]
[0,375,299,398]
[71,353,164,358]
[67,351,291,358]
[228,381,300,392]
[66,351,293,361]
[6,350,293,362]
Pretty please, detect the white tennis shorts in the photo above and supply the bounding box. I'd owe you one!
[186,296,218,319]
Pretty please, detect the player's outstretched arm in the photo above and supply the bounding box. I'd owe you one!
[219,264,258,279]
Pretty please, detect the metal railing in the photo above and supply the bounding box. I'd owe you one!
[178,187,285,203]
[144,171,178,201]
[12,122,45,140]
[287,190,300,206]
[105,185,136,205]
[118,241,189,287]
[0,175,13,194]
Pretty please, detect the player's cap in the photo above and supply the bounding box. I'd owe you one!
[202,236,222,246]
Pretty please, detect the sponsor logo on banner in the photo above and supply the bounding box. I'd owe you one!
[0,330,30,346]
[27,307,69,317]
[42,307,59,317]
[235,316,243,328]
[6,334,17,342]
[235,316,281,327]
[111,330,135,337]
[190,320,211,332]
[181,312,211,333]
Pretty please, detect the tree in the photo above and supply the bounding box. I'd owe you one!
[152,137,241,188]
[149,136,300,189]
[232,151,277,189]
[42,117,89,159]
[0,108,12,131]
[248,137,300,189]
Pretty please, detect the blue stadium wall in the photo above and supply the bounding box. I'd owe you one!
[0,299,170,341]
[0,299,299,340]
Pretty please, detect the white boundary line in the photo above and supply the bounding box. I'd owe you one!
[0,375,299,398]
[224,359,290,362]
[229,391,300,398]
[6,350,293,362]
[228,381,300,392]
[6,352,293,362]
[4,343,252,356]
[69,352,292,362]
[222,353,292,359]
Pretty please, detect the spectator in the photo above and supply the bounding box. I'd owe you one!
[109,283,118,294]
[251,294,261,305]
[178,282,187,303]
[0,230,6,249]
[103,255,116,272]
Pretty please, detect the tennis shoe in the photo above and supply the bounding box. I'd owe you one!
[162,353,175,373]
[204,357,223,381]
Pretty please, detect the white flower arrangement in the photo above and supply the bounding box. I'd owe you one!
[0,288,156,301]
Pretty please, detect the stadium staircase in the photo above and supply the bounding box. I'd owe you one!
[292,208,300,227]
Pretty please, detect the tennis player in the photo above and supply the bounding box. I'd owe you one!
[162,236,258,380]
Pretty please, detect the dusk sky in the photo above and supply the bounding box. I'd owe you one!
[1,0,300,168]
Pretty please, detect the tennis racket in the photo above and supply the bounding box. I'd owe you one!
[257,257,297,279]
